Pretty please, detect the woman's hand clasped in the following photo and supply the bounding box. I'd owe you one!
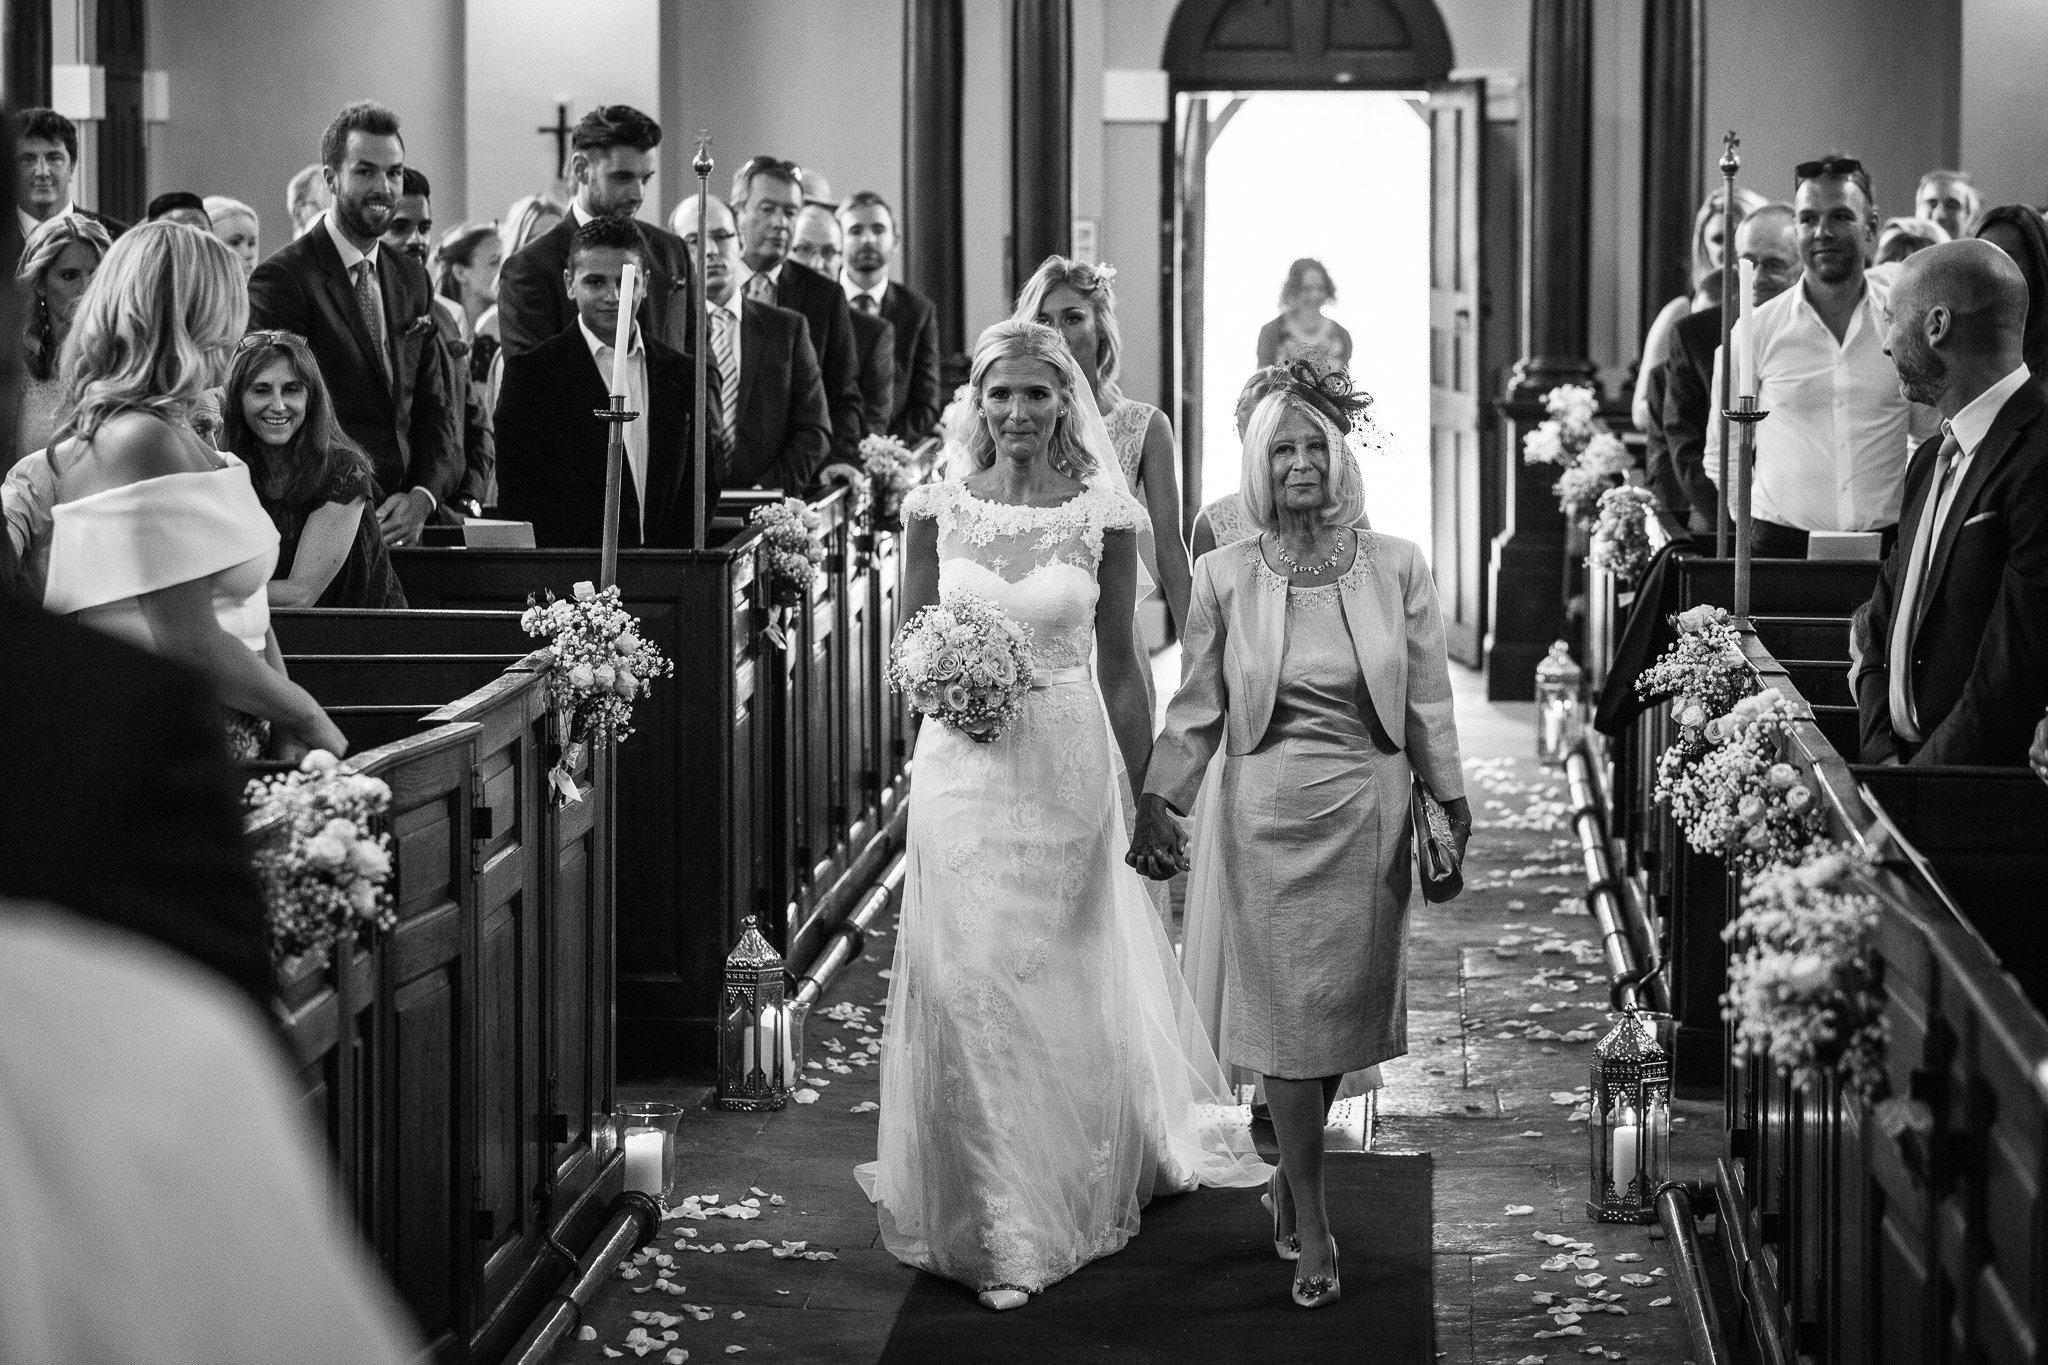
[1442,796,1473,867]
[1127,792,1188,881]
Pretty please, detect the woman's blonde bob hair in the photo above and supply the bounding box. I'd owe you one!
[1012,254,1123,406]
[1239,388,1366,533]
[55,220,248,444]
[946,319,1099,478]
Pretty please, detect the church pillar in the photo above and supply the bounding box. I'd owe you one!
[1485,0,1598,701]
[903,0,966,374]
[1639,0,1701,336]
[1009,0,1070,295]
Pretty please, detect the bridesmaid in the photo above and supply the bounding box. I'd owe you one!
[1130,369,1470,1309]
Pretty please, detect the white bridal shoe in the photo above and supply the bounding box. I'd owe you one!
[977,1287,1030,1311]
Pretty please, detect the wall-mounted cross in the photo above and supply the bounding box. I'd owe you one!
[538,102,574,182]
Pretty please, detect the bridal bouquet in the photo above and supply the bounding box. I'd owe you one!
[860,433,920,530]
[522,581,673,803]
[246,750,396,971]
[888,592,1036,742]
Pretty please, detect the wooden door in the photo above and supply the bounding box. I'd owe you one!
[1427,78,1485,666]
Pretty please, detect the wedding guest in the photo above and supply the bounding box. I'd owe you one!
[145,191,212,231]
[1916,169,1982,242]
[14,212,111,457]
[1192,364,1371,560]
[223,330,405,608]
[1706,156,1914,557]
[41,222,347,762]
[10,108,125,238]
[1633,186,1769,433]
[1018,255,1193,636]
[1132,369,1469,1310]
[249,102,461,549]
[1256,258,1352,371]
[494,216,721,547]
[674,194,829,492]
[839,190,943,442]
[286,162,330,239]
[792,203,894,438]
[729,155,862,485]
[1659,203,1801,534]
[499,191,566,260]
[434,219,506,444]
[1972,204,2048,374]
[383,169,492,516]
[1851,240,2048,766]
[1878,215,1947,265]
[205,195,260,277]
[497,106,694,359]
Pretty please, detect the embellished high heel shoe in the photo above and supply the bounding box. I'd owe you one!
[1261,1167,1300,1261]
[1291,1238,1341,1309]
[977,1286,1030,1311]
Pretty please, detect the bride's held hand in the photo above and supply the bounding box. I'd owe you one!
[1127,793,1188,881]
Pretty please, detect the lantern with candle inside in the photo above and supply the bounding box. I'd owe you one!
[1588,1009,1673,1222]
[617,1101,683,1204]
[1534,641,1583,766]
[718,915,789,1111]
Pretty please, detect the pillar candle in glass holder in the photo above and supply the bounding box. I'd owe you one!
[623,1128,664,1195]
[1610,1103,1640,1191]
[609,261,639,397]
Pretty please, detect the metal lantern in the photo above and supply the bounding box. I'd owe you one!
[718,916,789,1111]
[1588,1010,1673,1222]
[1535,640,1584,766]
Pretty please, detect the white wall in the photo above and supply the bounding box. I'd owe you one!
[1961,0,2048,208]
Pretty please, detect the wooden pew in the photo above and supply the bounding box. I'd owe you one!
[275,607,534,753]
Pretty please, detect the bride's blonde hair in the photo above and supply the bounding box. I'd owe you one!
[947,320,1099,478]
[56,221,248,443]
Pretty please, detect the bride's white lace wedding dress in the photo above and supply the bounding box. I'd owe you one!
[856,479,1268,1295]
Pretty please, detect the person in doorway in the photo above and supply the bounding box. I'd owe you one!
[1256,258,1353,371]
[791,202,895,439]
[205,196,260,278]
[839,190,943,442]
[1915,169,1982,243]
[11,108,126,239]
[1633,186,1769,434]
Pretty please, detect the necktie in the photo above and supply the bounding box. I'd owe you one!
[853,292,877,315]
[1887,425,1964,743]
[353,258,391,386]
[745,272,775,305]
[712,306,740,441]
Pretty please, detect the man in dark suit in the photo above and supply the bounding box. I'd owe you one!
[1659,204,1802,538]
[790,203,896,438]
[497,105,696,361]
[10,108,126,239]
[494,217,721,548]
[840,190,944,443]
[729,156,861,488]
[1851,239,2048,766]
[248,101,459,548]
[676,195,831,492]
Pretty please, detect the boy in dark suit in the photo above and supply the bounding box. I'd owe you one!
[493,217,721,548]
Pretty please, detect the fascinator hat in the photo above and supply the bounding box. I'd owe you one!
[1275,357,1398,461]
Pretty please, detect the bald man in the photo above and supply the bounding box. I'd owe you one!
[1851,239,2048,765]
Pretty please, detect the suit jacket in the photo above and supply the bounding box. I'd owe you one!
[493,323,722,549]
[771,258,862,465]
[0,595,271,1006]
[497,213,697,360]
[878,280,943,441]
[727,298,832,492]
[248,222,461,505]
[427,298,495,508]
[1850,377,2048,765]
[849,306,897,438]
[1658,305,1725,535]
[1146,534,1465,812]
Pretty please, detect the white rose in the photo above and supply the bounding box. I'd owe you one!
[348,878,381,915]
[348,840,392,880]
[614,671,639,699]
[300,749,341,774]
[1786,785,1812,812]
[568,663,596,690]
[593,663,617,688]
[573,581,597,601]
[614,632,642,656]
[319,817,358,844]
[303,834,349,872]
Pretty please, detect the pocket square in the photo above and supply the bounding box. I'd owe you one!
[1962,510,1997,527]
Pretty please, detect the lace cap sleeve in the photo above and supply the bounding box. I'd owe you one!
[901,482,954,521]
[1089,483,1148,535]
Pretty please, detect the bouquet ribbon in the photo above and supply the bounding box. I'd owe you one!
[1030,664,1091,691]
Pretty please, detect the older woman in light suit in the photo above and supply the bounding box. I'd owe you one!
[1129,372,1470,1309]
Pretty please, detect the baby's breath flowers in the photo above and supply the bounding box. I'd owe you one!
[246,750,395,970]
[522,581,673,802]
[1657,688,1826,877]
[1589,485,1658,584]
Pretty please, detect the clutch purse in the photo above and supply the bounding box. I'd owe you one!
[1409,776,1464,903]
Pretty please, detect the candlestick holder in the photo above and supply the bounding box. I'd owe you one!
[1722,395,1769,620]
[594,395,642,590]
[691,131,715,552]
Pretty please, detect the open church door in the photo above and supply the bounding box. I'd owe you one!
[1426,77,1485,666]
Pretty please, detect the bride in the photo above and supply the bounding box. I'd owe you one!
[857,321,1267,1310]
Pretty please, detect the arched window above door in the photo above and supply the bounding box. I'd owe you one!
[1162,0,1454,89]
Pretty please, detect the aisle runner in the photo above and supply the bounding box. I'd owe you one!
[875,1152,1434,1364]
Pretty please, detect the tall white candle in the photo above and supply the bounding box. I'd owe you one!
[609,261,639,398]
[741,1024,756,1079]
[1735,259,1759,395]
[623,1129,664,1195]
[760,1010,782,1086]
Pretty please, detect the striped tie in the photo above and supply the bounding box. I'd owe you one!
[712,305,740,440]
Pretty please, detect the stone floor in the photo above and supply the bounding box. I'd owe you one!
[559,666,1722,1364]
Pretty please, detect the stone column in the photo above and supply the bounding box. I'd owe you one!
[1010,0,1071,295]
[1485,0,1598,701]
[1639,0,1702,335]
[902,0,966,370]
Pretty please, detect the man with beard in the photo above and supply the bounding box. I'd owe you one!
[383,167,491,516]
[1712,156,1915,557]
[839,190,943,443]
[790,203,895,440]
[1851,240,2048,765]
[249,102,458,547]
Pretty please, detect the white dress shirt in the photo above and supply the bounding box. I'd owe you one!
[18,201,75,238]
[579,317,650,539]
[1705,275,1918,531]
[842,275,887,314]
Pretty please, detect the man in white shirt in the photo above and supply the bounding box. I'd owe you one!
[10,107,125,239]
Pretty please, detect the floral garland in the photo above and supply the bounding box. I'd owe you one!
[1656,688,1826,877]
[1634,605,1757,760]
[749,497,826,651]
[1722,845,1887,1101]
[860,433,920,530]
[1522,383,1633,527]
[522,581,673,803]
[1589,485,1658,584]
[246,750,395,972]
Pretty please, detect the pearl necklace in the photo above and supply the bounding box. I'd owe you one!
[1273,530,1348,577]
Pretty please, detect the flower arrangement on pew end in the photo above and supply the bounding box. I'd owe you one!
[522,581,673,805]
[1635,605,1758,763]
[750,497,826,650]
[1590,485,1659,585]
[1722,845,1887,1102]
[1657,688,1827,878]
[888,591,1036,743]
[1522,383,1634,527]
[246,750,395,973]
[860,433,920,532]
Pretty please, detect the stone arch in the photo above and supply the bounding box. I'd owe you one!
[1162,0,1454,90]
